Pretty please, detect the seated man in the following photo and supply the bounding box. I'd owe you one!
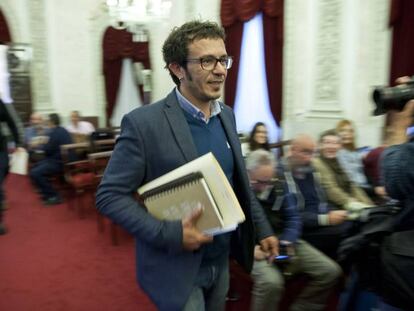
[30,113,72,205]
[65,110,95,142]
[279,134,352,259]
[312,130,374,220]
[24,112,49,162]
[246,149,341,311]
[24,112,46,145]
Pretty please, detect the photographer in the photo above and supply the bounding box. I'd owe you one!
[380,114,414,307]
[376,76,414,309]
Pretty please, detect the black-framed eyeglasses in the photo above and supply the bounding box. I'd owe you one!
[186,56,233,70]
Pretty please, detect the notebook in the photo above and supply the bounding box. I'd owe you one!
[138,153,245,235]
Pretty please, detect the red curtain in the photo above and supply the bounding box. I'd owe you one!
[102,27,151,125]
[0,10,12,43]
[220,0,284,124]
[389,0,414,85]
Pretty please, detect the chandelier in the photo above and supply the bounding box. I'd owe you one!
[106,0,172,25]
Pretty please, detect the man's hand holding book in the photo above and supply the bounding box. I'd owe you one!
[181,204,213,251]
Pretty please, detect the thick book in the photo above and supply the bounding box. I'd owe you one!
[137,152,245,235]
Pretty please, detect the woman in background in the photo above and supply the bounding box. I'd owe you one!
[335,120,372,196]
[249,122,270,153]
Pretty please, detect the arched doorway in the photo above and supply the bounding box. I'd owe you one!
[102,25,151,127]
[0,9,12,43]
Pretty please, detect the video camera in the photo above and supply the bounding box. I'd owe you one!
[372,76,414,115]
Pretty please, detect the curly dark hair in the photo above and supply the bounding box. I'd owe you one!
[162,20,226,86]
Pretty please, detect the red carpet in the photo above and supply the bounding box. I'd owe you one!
[0,174,155,311]
[0,174,340,311]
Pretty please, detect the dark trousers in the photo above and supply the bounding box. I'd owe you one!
[380,231,414,309]
[0,150,9,204]
[302,221,353,260]
[30,159,62,199]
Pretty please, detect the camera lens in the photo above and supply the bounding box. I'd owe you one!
[373,82,414,115]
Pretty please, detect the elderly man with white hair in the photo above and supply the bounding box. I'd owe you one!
[246,149,341,311]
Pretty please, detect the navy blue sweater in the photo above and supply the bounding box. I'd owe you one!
[183,111,234,263]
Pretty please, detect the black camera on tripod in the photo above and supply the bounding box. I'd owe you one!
[373,76,414,115]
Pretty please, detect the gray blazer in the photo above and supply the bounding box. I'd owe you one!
[96,90,273,310]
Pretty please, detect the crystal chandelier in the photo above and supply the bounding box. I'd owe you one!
[106,0,172,25]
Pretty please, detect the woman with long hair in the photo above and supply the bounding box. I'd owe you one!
[249,122,270,152]
[335,120,370,191]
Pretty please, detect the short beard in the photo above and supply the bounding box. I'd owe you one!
[184,68,221,101]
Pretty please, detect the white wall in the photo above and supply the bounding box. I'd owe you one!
[46,0,101,122]
[282,0,391,147]
[0,0,392,144]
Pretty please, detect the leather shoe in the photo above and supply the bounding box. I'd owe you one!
[0,223,7,235]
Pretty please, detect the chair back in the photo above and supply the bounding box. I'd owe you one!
[60,142,90,164]
[90,128,116,152]
[88,151,113,180]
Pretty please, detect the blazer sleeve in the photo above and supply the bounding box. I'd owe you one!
[350,184,374,205]
[96,113,183,255]
[312,158,353,207]
[249,188,275,241]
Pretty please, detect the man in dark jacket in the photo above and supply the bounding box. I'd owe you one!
[379,89,414,309]
[246,149,341,311]
[29,113,72,205]
[0,100,23,234]
[278,134,352,259]
[96,21,277,311]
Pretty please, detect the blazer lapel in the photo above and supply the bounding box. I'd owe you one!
[219,108,243,162]
[163,91,198,162]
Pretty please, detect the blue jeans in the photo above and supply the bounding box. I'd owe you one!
[182,258,229,311]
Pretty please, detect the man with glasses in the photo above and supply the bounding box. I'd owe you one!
[246,149,341,311]
[96,21,277,311]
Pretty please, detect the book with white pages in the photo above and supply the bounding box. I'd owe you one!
[137,152,245,235]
